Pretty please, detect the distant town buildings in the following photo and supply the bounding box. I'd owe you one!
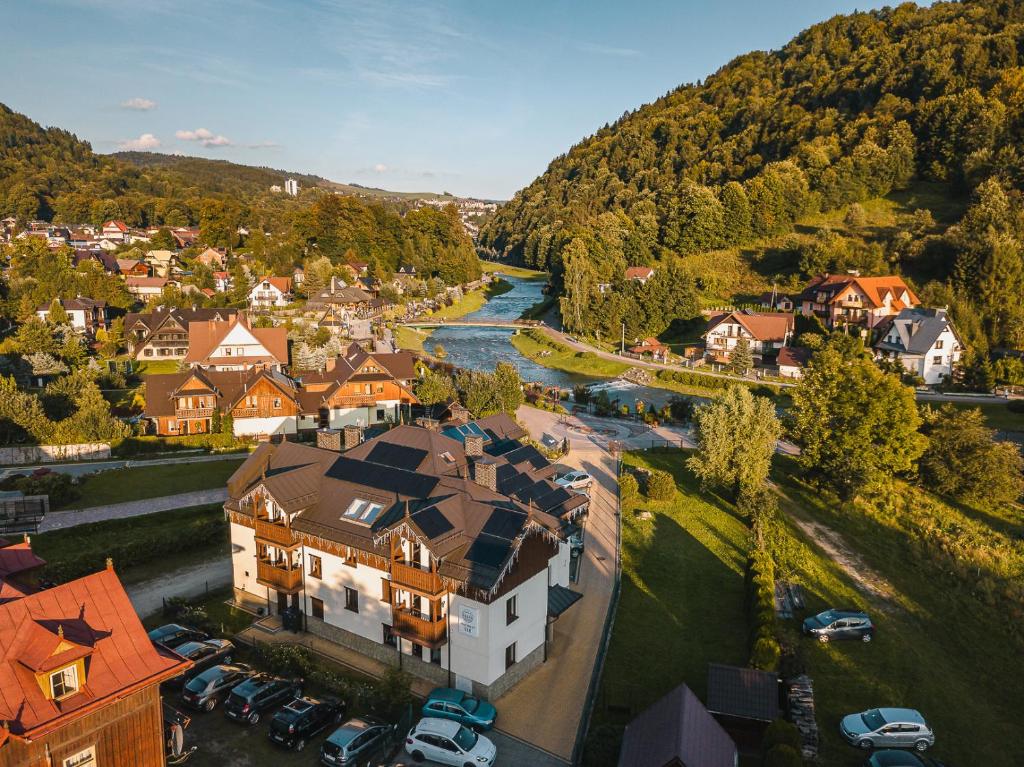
[284,178,299,196]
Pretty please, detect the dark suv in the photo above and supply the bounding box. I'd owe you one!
[803,609,874,643]
[224,673,303,725]
[268,696,346,751]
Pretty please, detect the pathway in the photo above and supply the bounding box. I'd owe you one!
[39,488,228,531]
[1,450,246,480]
[127,557,232,617]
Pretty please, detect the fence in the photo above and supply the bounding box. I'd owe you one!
[0,442,111,466]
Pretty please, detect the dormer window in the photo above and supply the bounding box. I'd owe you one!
[50,664,79,699]
[343,498,384,524]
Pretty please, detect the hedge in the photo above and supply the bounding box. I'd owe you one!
[746,534,781,671]
[647,469,676,501]
[112,432,248,456]
[655,369,782,398]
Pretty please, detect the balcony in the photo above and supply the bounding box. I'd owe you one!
[391,608,447,647]
[175,408,215,419]
[391,561,444,595]
[256,560,302,593]
[255,518,297,548]
[234,407,259,418]
[332,396,382,408]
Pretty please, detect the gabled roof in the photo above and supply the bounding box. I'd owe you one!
[125,276,167,289]
[252,276,293,295]
[618,683,737,767]
[799,273,920,311]
[625,266,655,280]
[873,307,958,356]
[0,540,46,579]
[706,663,780,722]
[776,346,812,368]
[705,310,794,343]
[184,312,288,365]
[0,567,188,738]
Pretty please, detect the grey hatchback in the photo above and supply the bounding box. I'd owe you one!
[803,609,874,643]
[841,708,935,751]
[320,716,395,766]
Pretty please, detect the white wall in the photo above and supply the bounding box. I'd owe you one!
[233,415,296,437]
[305,545,392,645]
[230,521,262,601]
[549,541,570,588]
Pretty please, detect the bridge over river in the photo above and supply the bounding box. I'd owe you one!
[399,318,540,330]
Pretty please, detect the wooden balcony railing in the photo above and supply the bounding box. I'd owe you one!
[391,608,447,647]
[256,560,302,593]
[332,396,382,407]
[391,561,444,595]
[255,518,296,547]
[233,407,259,418]
[175,408,215,419]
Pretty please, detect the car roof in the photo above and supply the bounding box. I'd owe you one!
[871,751,925,767]
[415,717,462,737]
[151,623,188,636]
[428,687,465,703]
[327,717,385,744]
[877,708,925,724]
[176,641,207,654]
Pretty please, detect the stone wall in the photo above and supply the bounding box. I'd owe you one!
[474,642,545,700]
[0,442,111,466]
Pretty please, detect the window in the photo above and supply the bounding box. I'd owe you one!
[63,747,96,767]
[310,596,324,619]
[381,578,391,602]
[308,554,322,579]
[383,623,396,647]
[505,642,517,670]
[273,397,282,409]
[50,665,79,699]
[345,587,359,613]
[933,355,943,365]
[224,347,233,356]
[342,498,384,524]
[430,646,442,665]
[935,339,944,349]
[506,595,518,625]
[376,408,386,421]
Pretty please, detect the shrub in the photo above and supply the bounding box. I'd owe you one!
[763,744,803,767]
[619,472,639,504]
[762,719,802,752]
[10,472,80,507]
[646,469,676,501]
[1007,400,1024,414]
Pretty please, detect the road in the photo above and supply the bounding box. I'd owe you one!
[39,488,228,531]
[0,450,246,480]
[127,556,232,617]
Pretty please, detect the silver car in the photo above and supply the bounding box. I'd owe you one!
[840,708,935,751]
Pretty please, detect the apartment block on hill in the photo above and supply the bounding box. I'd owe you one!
[224,414,586,699]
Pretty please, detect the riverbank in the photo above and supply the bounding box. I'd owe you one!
[428,277,514,321]
[510,328,629,379]
[480,260,547,280]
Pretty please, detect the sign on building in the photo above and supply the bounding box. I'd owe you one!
[458,605,479,637]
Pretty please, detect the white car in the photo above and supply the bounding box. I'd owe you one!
[555,470,593,491]
[405,717,497,766]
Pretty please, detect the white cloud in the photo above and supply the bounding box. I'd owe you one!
[120,96,157,110]
[373,163,388,173]
[117,133,161,150]
[176,127,232,147]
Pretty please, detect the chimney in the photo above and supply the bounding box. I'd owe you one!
[343,424,364,450]
[464,434,484,458]
[472,456,498,492]
[325,356,336,373]
[316,428,342,452]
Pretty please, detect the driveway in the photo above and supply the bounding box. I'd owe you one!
[39,488,228,531]
[128,556,232,617]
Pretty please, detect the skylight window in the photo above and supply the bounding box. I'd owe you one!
[343,498,384,524]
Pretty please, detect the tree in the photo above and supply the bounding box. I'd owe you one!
[415,369,457,406]
[647,470,676,501]
[47,299,69,326]
[493,361,524,415]
[788,349,925,496]
[14,317,59,355]
[843,202,867,229]
[149,227,176,251]
[920,405,1024,505]
[728,338,754,375]
[687,385,781,498]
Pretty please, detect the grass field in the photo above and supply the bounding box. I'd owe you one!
[510,329,630,378]
[425,279,512,321]
[584,451,751,764]
[940,400,1024,433]
[59,457,245,509]
[394,325,429,352]
[480,260,547,280]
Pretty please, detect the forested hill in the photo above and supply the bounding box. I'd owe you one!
[480,0,1024,350]
[112,151,330,194]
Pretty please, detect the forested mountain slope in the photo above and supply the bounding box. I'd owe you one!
[481,0,1024,350]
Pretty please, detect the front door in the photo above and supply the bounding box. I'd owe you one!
[277,591,288,615]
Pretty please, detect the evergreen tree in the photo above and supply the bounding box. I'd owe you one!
[728,338,754,375]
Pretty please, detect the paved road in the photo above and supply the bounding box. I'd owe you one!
[1,451,245,481]
[127,556,232,618]
[39,488,228,531]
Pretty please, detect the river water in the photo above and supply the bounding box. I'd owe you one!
[425,274,678,409]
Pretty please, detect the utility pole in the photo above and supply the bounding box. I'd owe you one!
[620,322,625,355]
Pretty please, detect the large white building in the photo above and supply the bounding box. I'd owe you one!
[873,307,962,386]
[224,415,587,698]
[284,178,299,196]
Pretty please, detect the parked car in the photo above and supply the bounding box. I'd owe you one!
[181,664,253,712]
[865,751,948,767]
[321,715,395,766]
[555,470,592,492]
[268,696,345,751]
[840,708,935,751]
[405,717,496,766]
[148,624,208,649]
[224,673,303,725]
[803,609,874,643]
[421,688,497,731]
[175,639,235,678]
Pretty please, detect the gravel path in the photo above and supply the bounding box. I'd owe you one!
[39,488,228,531]
[127,557,232,618]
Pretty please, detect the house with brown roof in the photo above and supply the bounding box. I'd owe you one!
[185,312,288,371]
[124,276,169,299]
[625,265,655,285]
[115,258,149,278]
[776,345,812,379]
[798,273,919,330]
[248,276,293,309]
[0,554,190,767]
[35,298,109,337]
[195,247,226,269]
[125,306,237,360]
[99,220,129,242]
[703,310,794,362]
[224,414,586,699]
[627,337,670,362]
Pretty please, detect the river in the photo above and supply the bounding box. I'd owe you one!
[424,274,679,409]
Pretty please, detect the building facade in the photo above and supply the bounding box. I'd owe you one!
[125,307,237,360]
[703,310,794,362]
[798,273,919,331]
[873,307,962,385]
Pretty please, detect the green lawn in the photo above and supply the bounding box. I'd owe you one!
[770,460,1023,767]
[132,358,181,375]
[394,325,429,352]
[60,457,245,510]
[32,504,227,586]
[585,451,751,764]
[510,329,630,378]
[941,401,1024,433]
[480,260,547,280]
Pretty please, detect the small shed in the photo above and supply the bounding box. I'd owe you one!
[706,663,780,749]
[617,683,737,767]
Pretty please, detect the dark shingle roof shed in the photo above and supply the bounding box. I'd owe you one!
[706,663,780,722]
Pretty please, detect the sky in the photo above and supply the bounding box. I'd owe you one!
[1,0,902,200]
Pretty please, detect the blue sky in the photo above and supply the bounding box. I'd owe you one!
[2,0,899,199]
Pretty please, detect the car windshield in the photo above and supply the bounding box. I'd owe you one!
[461,697,479,714]
[184,675,210,693]
[816,610,836,624]
[453,725,477,751]
[862,709,886,730]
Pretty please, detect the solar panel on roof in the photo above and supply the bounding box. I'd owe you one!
[464,537,511,569]
[326,457,438,498]
[366,442,428,471]
[481,508,526,540]
[412,506,454,538]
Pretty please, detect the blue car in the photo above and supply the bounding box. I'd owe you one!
[421,688,497,731]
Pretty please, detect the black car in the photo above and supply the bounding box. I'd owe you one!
[148,623,209,650]
[866,751,948,767]
[224,673,302,725]
[175,639,236,679]
[802,609,875,643]
[181,664,253,712]
[268,696,346,751]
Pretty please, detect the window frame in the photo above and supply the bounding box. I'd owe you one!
[310,596,325,620]
[308,554,322,579]
[506,594,518,625]
[62,746,96,767]
[504,641,517,670]
[50,664,80,699]
[344,586,359,613]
